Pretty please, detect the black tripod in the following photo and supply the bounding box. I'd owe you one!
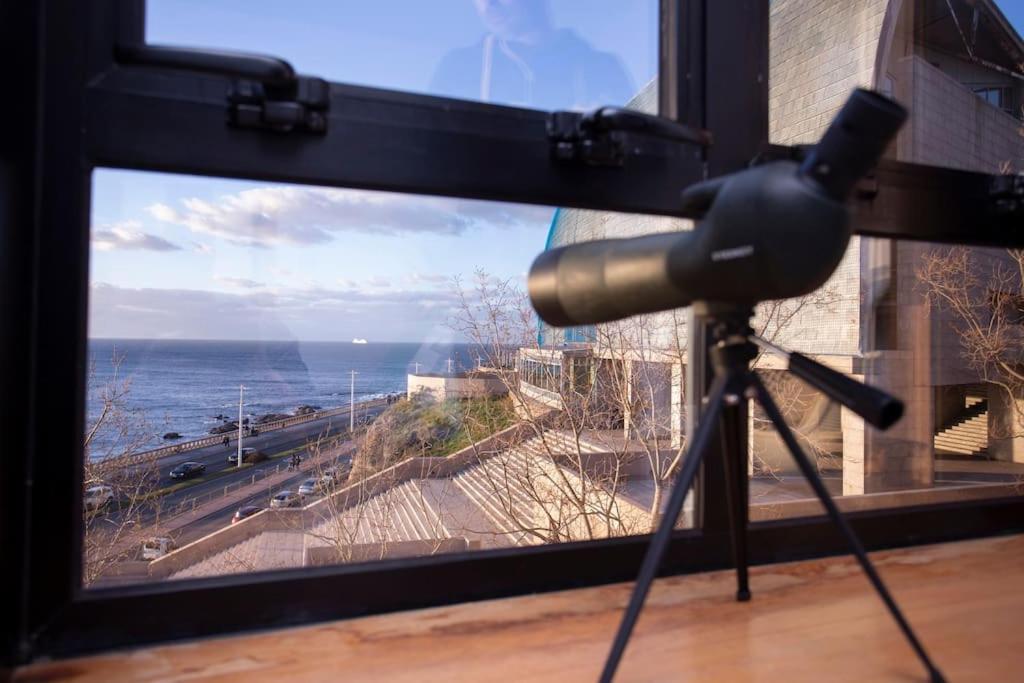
[600,303,946,683]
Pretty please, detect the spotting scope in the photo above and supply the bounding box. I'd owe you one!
[528,89,907,327]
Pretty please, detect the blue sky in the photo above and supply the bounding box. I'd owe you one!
[91,1,657,342]
[89,1,1024,342]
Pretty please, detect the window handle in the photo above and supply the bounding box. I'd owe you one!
[580,107,712,147]
[548,106,711,166]
[115,44,296,86]
[115,43,328,134]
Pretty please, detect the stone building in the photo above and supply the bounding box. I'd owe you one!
[520,0,1024,497]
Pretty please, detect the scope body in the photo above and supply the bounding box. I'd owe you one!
[529,89,907,328]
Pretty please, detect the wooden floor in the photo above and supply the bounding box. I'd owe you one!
[15,534,1024,682]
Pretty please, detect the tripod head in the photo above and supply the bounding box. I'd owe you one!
[528,89,907,327]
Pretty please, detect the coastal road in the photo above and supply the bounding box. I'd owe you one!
[151,401,388,493]
[100,402,390,547]
[170,447,357,547]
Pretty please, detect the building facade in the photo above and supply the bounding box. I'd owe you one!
[520,0,1024,496]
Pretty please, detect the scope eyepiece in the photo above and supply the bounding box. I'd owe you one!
[798,88,907,201]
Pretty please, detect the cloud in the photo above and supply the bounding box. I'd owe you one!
[146,187,553,247]
[408,272,450,286]
[214,276,265,289]
[92,221,182,252]
[88,282,467,342]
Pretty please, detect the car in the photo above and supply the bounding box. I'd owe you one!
[270,490,304,508]
[297,478,319,496]
[83,484,114,511]
[227,447,265,465]
[141,536,176,560]
[169,461,206,479]
[317,473,339,491]
[231,505,263,524]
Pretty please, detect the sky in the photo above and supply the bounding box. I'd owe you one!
[89,1,658,342]
[89,1,1024,342]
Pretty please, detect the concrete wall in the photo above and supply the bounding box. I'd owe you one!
[406,373,508,401]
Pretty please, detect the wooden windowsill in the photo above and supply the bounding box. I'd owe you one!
[15,534,1024,682]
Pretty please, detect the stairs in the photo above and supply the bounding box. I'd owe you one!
[934,397,989,457]
[309,480,453,546]
[452,443,542,546]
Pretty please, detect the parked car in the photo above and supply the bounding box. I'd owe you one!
[297,478,319,496]
[317,474,339,491]
[231,505,263,524]
[141,536,176,560]
[83,484,114,511]
[270,490,304,508]
[169,461,206,479]
[321,464,350,485]
[227,447,265,465]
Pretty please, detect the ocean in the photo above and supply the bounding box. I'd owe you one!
[86,339,482,457]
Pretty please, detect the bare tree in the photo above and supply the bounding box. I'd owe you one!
[83,351,167,586]
[917,245,1024,440]
[450,271,677,538]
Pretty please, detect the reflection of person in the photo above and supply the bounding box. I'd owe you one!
[430,0,634,110]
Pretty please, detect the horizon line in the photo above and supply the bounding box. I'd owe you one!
[87,337,475,345]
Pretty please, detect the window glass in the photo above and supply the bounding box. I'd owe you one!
[754,0,1024,519]
[84,169,690,587]
[145,1,659,113]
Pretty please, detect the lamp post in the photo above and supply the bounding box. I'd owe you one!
[349,370,358,432]
[236,384,247,469]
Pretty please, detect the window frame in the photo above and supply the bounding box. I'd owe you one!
[4,0,1024,665]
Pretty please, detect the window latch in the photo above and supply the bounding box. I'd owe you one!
[547,106,712,167]
[115,44,329,134]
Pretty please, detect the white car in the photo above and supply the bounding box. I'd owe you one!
[83,485,114,510]
[141,536,176,560]
[270,490,304,508]
[297,478,319,496]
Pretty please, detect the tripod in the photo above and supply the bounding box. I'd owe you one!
[600,303,946,683]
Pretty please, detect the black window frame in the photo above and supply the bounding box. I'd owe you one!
[3,0,1024,666]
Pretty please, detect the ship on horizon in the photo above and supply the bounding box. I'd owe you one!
[352,338,368,344]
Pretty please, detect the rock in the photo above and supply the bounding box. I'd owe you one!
[163,432,182,440]
[257,413,290,424]
[294,404,320,415]
[209,422,238,435]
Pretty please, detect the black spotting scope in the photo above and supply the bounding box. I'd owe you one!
[529,89,908,327]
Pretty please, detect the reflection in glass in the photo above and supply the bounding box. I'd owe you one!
[146,0,657,112]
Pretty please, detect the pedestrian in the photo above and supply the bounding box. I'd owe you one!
[222,435,229,447]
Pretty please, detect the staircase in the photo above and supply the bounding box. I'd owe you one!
[934,397,989,458]
[452,443,541,547]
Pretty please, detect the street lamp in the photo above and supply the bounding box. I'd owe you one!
[349,370,358,432]
[236,384,247,469]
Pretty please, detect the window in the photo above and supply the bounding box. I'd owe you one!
[757,0,1024,518]
[7,0,1024,667]
[86,169,696,587]
[973,86,1008,110]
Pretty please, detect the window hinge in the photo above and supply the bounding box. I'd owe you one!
[116,44,330,134]
[547,106,711,167]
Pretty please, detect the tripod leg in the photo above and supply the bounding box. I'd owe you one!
[719,390,751,601]
[749,374,946,683]
[600,373,732,683]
